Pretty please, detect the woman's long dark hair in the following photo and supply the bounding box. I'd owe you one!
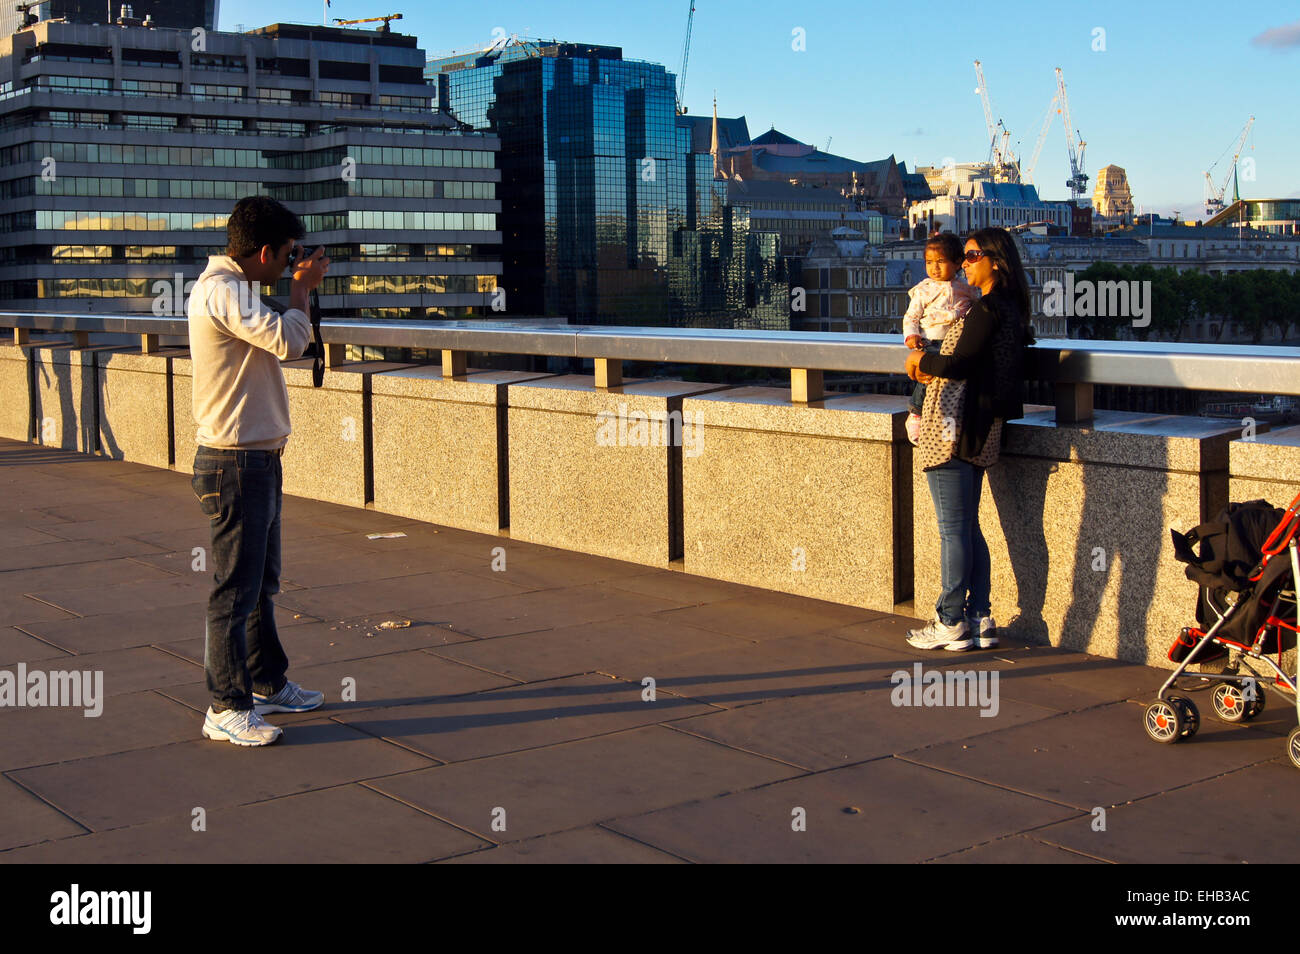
[968,227,1031,319]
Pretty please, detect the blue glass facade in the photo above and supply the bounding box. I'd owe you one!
[428,42,787,329]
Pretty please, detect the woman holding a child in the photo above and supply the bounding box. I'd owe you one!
[903,227,1034,651]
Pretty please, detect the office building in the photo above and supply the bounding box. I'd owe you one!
[0,20,501,319]
[426,39,788,329]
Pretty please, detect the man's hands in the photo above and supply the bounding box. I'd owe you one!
[289,245,330,314]
[905,348,933,384]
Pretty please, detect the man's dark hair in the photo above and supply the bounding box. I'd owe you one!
[225,196,304,258]
[925,232,964,265]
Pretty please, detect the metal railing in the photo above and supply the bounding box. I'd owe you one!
[3,310,1298,421]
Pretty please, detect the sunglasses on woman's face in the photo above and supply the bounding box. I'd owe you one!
[963,249,987,263]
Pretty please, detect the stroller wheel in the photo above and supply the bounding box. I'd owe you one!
[1169,694,1199,738]
[1144,699,1183,744]
[1212,683,1248,723]
[1287,728,1300,770]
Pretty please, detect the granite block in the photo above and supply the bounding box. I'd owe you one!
[680,387,911,612]
[371,366,552,533]
[507,375,730,566]
[914,410,1241,667]
[0,343,31,441]
[97,349,176,468]
[171,354,195,474]
[31,344,122,453]
[278,360,412,508]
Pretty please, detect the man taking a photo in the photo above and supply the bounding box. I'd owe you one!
[188,196,330,746]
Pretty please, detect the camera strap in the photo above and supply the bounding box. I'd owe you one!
[309,290,324,388]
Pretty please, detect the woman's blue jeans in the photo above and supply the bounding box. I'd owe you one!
[925,459,991,627]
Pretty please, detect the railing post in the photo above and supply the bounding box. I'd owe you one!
[594,357,622,389]
[72,330,89,348]
[12,328,29,345]
[441,349,467,378]
[1055,382,1094,425]
[324,342,347,368]
[140,333,159,353]
[791,368,824,404]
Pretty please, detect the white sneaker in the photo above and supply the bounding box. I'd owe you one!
[203,706,283,746]
[906,617,972,651]
[252,680,325,714]
[968,614,998,649]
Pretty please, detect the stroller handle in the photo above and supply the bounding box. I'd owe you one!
[1260,490,1300,558]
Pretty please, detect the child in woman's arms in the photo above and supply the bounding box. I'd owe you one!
[903,233,977,445]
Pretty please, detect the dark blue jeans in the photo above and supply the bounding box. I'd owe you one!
[192,447,289,712]
[925,459,991,627]
[908,341,942,414]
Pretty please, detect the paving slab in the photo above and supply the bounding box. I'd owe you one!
[405,584,688,640]
[278,547,471,589]
[667,680,1058,771]
[13,600,317,655]
[640,632,897,709]
[9,718,437,831]
[159,648,519,724]
[0,775,88,851]
[0,595,79,628]
[0,645,202,700]
[0,783,486,863]
[0,536,169,573]
[276,569,531,621]
[155,611,474,671]
[602,571,775,607]
[335,673,718,763]
[0,627,73,667]
[427,614,752,683]
[439,826,686,864]
[452,547,678,592]
[607,756,1081,863]
[901,701,1293,811]
[25,578,212,617]
[0,526,74,549]
[654,593,880,642]
[1033,760,1300,864]
[0,689,201,770]
[370,725,801,842]
[928,835,1104,864]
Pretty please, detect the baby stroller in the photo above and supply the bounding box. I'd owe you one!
[1143,491,1300,768]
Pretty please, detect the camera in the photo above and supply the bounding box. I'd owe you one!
[287,244,316,269]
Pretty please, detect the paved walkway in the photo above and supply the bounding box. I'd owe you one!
[1,437,1298,864]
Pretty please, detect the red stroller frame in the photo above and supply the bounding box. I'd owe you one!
[1145,491,1300,768]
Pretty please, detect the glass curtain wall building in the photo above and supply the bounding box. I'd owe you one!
[0,21,501,320]
[427,40,786,329]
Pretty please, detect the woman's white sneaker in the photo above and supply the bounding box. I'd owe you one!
[203,706,283,746]
[906,617,972,651]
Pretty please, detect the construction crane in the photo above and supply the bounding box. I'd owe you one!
[1023,92,1059,185]
[333,13,403,33]
[1054,67,1088,203]
[676,0,695,114]
[973,60,1017,180]
[1203,116,1254,218]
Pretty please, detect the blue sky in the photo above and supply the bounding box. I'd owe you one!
[217,0,1298,216]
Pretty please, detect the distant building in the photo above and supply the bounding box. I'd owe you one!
[0,21,502,319]
[2,0,215,36]
[715,128,908,218]
[726,179,883,254]
[906,180,1071,237]
[426,40,787,329]
[1121,224,1300,275]
[1204,198,1300,236]
[1091,165,1134,220]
